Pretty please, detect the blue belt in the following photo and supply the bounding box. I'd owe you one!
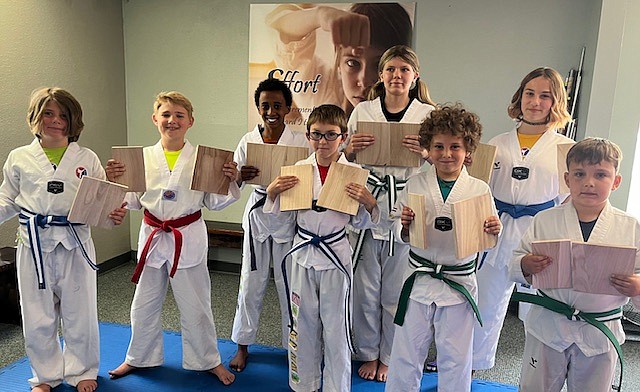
[494,199,555,219]
[280,225,354,352]
[352,172,406,269]
[19,209,98,289]
[248,189,268,271]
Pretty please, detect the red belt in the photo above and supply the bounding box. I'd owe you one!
[131,209,202,283]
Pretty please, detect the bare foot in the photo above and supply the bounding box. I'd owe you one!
[76,379,97,392]
[32,384,51,392]
[376,362,389,382]
[229,345,249,372]
[108,362,138,379]
[209,364,235,385]
[358,359,378,381]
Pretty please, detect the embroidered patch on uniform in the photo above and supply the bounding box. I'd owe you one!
[511,166,529,180]
[291,292,300,306]
[47,180,64,194]
[75,166,88,179]
[493,161,501,170]
[434,216,453,231]
[529,356,537,368]
[290,346,300,383]
[162,189,177,201]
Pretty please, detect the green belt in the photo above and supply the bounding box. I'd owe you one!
[394,250,482,327]
[512,291,624,391]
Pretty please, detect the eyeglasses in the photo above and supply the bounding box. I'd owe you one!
[307,131,345,141]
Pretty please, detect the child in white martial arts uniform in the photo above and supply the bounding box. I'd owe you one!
[509,138,640,392]
[229,78,309,371]
[106,91,239,385]
[344,44,435,381]
[386,105,501,392]
[0,87,126,392]
[264,104,379,392]
[473,67,574,371]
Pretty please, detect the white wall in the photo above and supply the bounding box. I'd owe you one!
[122,0,603,250]
[0,0,130,262]
[586,0,640,212]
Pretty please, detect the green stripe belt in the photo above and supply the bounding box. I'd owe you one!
[394,250,482,327]
[512,290,624,391]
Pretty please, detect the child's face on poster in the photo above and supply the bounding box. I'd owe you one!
[564,160,621,212]
[338,45,384,108]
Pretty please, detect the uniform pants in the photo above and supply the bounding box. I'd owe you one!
[519,333,617,392]
[287,263,351,392]
[232,236,291,348]
[351,231,409,365]
[17,242,99,388]
[387,299,474,392]
[473,262,514,369]
[124,261,221,371]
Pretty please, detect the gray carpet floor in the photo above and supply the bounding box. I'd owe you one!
[2,261,640,390]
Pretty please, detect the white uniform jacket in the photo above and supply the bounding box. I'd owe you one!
[484,128,573,268]
[264,153,380,270]
[125,140,240,270]
[393,165,497,307]
[0,139,105,251]
[234,124,309,244]
[509,201,640,356]
[347,97,434,240]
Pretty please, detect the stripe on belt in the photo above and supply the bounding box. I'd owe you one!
[512,290,624,391]
[19,209,97,290]
[248,188,268,271]
[394,250,481,327]
[352,172,406,270]
[280,225,355,353]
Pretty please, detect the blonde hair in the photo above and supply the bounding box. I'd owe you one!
[26,87,84,142]
[367,45,436,106]
[153,91,194,119]
[508,67,571,130]
[566,137,623,173]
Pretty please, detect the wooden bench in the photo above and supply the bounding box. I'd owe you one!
[206,221,244,249]
[0,246,20,325]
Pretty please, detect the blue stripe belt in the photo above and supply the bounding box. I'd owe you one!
[19,209,98,289]
[280,225,355,353]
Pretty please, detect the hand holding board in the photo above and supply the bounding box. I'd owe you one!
[190,145,234,195]
[68,176,128,229]
[111,146,146,192]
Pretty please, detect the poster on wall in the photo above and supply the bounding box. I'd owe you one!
[248,3,416,133]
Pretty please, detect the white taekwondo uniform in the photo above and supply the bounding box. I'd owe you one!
[0,139,104,388]
[386,165,497,392]
[346,97,433,365]
[473,128,573,370]
[509,201,640,392]
[231,124,309,349]
[264,152,379,392]
[122,140,240,371]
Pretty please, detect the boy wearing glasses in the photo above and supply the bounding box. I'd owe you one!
[264,104,379,392]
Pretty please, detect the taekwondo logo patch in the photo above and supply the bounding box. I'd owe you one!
[75,166,88,179]
[162,189,177,201]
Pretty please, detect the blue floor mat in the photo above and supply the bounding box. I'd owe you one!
[0,322,516,391]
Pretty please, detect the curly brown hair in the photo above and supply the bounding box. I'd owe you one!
[419,104,482,153]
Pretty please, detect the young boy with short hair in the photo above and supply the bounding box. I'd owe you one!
[510,137,640,391]
[264,104,378,392]
[106,91,239,385]
[385,104,501,392]
[229,78,309,372]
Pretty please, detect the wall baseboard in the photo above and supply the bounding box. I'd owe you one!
[98,251,135,274]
